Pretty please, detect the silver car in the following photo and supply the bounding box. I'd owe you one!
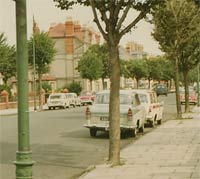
[84,90,146,137]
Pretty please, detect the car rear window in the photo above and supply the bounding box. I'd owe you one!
[138,94,148,103]
[50,95,62,99]
[94,93,133,104]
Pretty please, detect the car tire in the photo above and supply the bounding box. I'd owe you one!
[139,124,144,133]
[90,129,97,137]
[149,120,155,128]
[130,129,137,137]
[157,119,162,125]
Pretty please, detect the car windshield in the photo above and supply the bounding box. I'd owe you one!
[157,85,166,89]
[138,94,148,103]
[66,94,74,98]
[94,93,133,104]
[50,95,62,99]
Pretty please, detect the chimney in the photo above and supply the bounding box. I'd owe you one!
[65,16,74,35]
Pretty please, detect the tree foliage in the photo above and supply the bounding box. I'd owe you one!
[78,44,103,84]
[127,59,148,88]
[28,32,56,75]
[0,33,16,84]
[151,0,200,115]
[67,81,82,95]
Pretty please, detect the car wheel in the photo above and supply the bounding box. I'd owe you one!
[130,129,137,137]
[48,107,51,110]
[157,119,162,125]
[139,124,144,133]
[149,120,155,128]
[90,129,97,137]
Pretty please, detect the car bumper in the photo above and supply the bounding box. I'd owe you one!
[84,124,137,131]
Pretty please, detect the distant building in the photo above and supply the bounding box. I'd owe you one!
[125,41,147,59]
[48,17,101,91]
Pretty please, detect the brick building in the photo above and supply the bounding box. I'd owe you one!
[48,17,100,91]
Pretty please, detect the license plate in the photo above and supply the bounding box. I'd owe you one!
[100,116,108,121]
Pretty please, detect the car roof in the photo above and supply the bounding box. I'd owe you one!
[96,90,136,95]
[49,93,65,96]
[131,89,155,94]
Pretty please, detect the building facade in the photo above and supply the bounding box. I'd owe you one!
[48,17,100,91]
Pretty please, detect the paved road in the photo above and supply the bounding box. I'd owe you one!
[0,93,177,179]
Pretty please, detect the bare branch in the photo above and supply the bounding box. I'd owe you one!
[89,0,108,40]
[116,0,133,31]
[119,9,148,39]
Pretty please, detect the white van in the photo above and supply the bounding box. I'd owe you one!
[65,93,81,107]
[47,93,70,110]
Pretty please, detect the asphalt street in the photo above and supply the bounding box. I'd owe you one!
[0,93,178,179]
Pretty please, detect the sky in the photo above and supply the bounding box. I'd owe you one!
[0,0,162,55]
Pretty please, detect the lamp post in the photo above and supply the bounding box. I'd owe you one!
[33,30,37,111]
[14,0,34,178]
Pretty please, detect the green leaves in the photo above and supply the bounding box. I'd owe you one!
[28,32,56,75]
[0,33,16,84]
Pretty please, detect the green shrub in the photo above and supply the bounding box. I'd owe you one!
[67,82,82,95]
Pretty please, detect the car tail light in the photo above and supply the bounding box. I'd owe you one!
[127,108,132,121]
[86,107,91,120]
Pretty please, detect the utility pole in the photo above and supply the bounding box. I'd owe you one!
[14,0,34,178]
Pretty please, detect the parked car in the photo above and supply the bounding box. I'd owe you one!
[179,90,197,105]
[65,93,81,107]
[154,84,168,96]
[47,93,70,110]
[79,91,95,105]
[84,90,146,137]
[133,89,164,127]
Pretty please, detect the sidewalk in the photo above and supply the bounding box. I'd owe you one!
[0,105,48,116]
[78,106,200,179]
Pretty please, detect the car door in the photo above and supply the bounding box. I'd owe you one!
[132,93,145,128]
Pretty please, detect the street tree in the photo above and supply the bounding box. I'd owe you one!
[78,45,103,90]
[54,0,163,165]
[159,58,174,89]
[179,33,200,112]
[145,57,162,88]
[28,32,56,110]
[127,59,148,89]
[0,33,16,84]
[151,0,200,117]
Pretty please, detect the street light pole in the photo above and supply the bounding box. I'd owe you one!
[33,31,37,111]
[14,0,34,178]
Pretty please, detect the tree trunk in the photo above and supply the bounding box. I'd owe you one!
[108,42,120,166]
[102,78,105,90]
[136,78,139,89]
[90,80,92,91]
[183,70,190,112]
[148,78,151,89]
[38,73,43,111]
[174,57,182,119]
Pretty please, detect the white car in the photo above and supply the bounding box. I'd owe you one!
[47,93,70,110]
[65,93,81,107]
[84,90,146,137]
[133,89,164,127]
